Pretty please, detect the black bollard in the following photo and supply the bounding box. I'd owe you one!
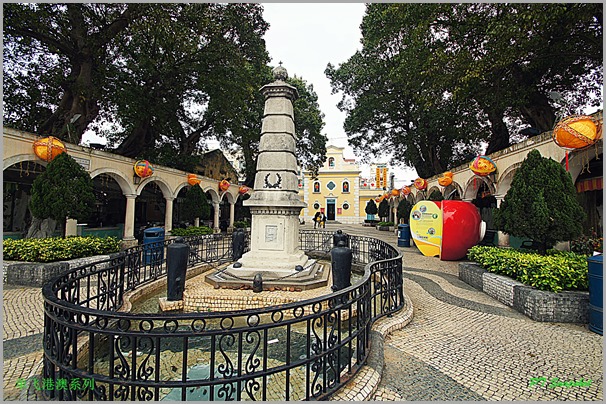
[232,228,246,260]
[252,273,263,293]
[167,237,190,301]
[333,229,350,248]
[331,240,352,292]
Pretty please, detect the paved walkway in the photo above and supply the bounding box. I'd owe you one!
[2,222,603,401]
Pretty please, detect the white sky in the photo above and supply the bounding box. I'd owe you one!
[84,3,420,187]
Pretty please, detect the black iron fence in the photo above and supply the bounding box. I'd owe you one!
[42,230,403,401]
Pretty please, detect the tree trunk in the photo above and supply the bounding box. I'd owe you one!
[485,108,511,155]
[26,217,58,239]
[518,93,556,133]
[115,119,156,158]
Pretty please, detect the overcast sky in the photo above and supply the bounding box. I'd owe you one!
[262,3,418,186]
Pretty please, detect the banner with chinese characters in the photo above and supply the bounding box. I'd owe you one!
[409,201,442,257]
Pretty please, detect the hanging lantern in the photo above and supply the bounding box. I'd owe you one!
[438,176,453,187]
[469,156,496,177]
[32,136,66,162]
[391,189,400,197]
[219,179,230,192]
[553,114,602,150]
[375,197,381,203]
[401,186,411,197]
[238,185,250,195]
[414,178,427,191]
[443,171,453,178]
[134,160,154,179]
[187,174,201,186]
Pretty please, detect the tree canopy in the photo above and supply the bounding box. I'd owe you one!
[4,3,327,183]
[29,153,95,236]
[326,3,602,178]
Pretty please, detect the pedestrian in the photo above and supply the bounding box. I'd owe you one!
[320,212,326,228]
[313,211,321,229]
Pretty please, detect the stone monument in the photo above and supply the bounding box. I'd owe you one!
[207,64,324,288]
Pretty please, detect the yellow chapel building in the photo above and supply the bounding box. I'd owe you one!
[298,145,394,224]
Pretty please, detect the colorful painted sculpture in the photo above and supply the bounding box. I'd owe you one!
[134,160,154,179]
[553,114,602,150]
[469,156,496,176]
[410,200,485,261]
[391,189,400,197]
[219,179,230,192]
[400,186,411,197]
[33,136,66,162]
[414,178,428,190]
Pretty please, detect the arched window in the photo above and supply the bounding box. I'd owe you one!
[313,181,320,193]
[342,181,350,193]
[328,157,335,167]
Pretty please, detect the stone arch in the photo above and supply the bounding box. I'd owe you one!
[443,182,463,200]
[426,186,441,198]
[566,144,603,184]
[221,190,236,204]
[136,177,172,198]
[201,187,221,204]
[496,163,522,196]
[463,176,496,200]
[414,191,426,203]
[4,154,47,170]
[89,167,134,195]
[173,181,192,199]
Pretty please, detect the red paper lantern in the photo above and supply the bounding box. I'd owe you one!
[414,178,427,191]
[134,160,154,178]
[219,179,230,192]
[438,176,453,187]
[238,185,250,195]
[391,189,400,197]
[32,136,66,162]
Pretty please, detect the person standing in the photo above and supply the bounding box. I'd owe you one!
[320,212,326,228]
[313,211,321,229]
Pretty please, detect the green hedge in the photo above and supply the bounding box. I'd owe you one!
[377,221,394,227]
[467,246,588,293]
[3,236,122,263]
[233,220,250,229]
[170,226,213,237]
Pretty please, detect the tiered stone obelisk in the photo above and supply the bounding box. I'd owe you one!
[236,64,311,274]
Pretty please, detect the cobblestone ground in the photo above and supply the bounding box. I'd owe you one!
[2,285,46,400]
[2,223,604,401]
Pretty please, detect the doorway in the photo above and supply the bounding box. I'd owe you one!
[326,199,336,221]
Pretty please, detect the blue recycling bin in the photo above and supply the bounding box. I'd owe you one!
[143,227,165,265]
[587,254,603,335]
[397,224,411,247]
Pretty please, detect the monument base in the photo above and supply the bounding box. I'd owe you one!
[205,260,330,291]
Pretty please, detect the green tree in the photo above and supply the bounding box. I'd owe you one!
[181,186,211,223]
[326,3,602,177]
[397,198,413,224]
[494,150,586,255]
[378,199,390,222]
[3,3,146,143]
[365,199,378,217]
[29,153,95,237]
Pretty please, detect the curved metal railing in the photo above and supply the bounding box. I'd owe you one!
[41,230,403,401]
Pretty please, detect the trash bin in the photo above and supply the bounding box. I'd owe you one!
[587,254,603,335]
[143,227,165,265]
[397,224,411,247]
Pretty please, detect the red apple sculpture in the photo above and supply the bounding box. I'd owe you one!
[441,200,485,260]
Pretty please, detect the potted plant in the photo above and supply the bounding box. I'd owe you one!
[376,221,394,231]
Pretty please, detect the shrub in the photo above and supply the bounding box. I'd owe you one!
[365,199,378,216]
[467,246,588,293]
[233,220,250,228]
[378,199,390,221]
[494,149,585,254]
[377,221,394,227]
[3,236,121,263]
[170,226,213,237]
[397,198,413,224]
